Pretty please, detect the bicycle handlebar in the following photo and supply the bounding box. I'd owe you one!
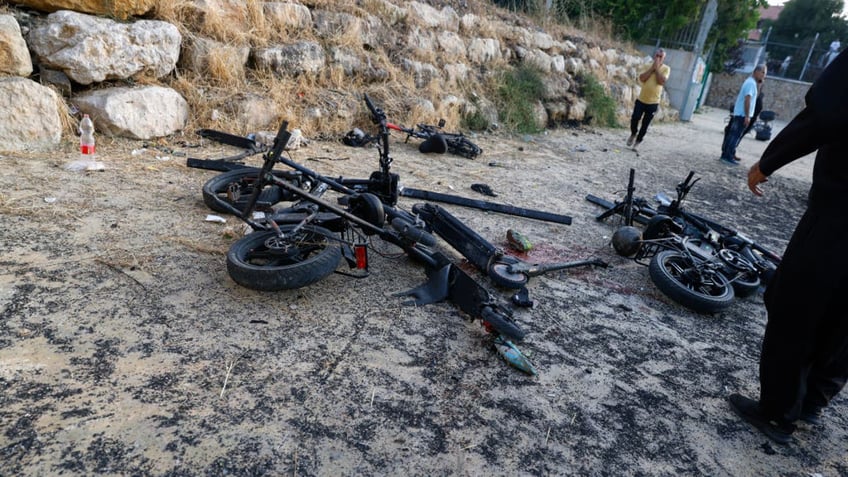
[364,93,386,125]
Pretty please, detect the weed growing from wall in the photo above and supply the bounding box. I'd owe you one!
[495,65,545,134]
[581,73,619,128]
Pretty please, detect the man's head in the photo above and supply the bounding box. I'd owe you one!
[653,48,666,63]
[753,64,767,82]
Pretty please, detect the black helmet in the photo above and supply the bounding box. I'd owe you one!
[612,226,642,257]
[419,133,448,154]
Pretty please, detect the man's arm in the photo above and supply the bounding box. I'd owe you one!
[748,107,822,195]
[654,65,668,85]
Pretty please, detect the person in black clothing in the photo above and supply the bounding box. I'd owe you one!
[728,49,848,445]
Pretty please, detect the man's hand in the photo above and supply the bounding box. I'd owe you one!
[747,161,768,196]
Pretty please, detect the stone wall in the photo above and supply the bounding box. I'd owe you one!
[704,73,809,122]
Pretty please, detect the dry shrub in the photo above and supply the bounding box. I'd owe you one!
[205,44,247,87]
[245,0,270,45]
[54,87,76,136]
[360,0,408,26]
[297,0,359,11]
[197,4,249,44]
[168,73,210,133]
[323,16,365,50]
[152,0,203,35]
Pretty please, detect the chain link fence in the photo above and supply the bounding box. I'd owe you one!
[742,28,841,82]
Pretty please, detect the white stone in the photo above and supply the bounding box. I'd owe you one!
[0,77,62,151]
[27,10,181,85]
[467,38,501,64]
[73,86,189,140]
[263,2,312,30]
[437,31,466,58]
[0,15,32,77]
[252,41,326,76]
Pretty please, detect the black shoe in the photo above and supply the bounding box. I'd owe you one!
[728,393,795,445]
[799,407,823,425]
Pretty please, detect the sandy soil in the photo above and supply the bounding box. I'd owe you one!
[1,106,845,476]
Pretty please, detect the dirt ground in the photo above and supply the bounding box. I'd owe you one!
[2,106,845,476]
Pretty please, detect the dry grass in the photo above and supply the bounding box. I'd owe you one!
[167,236,228,256]
[123,0,636,138]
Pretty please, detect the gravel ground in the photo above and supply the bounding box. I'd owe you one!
[1,106,845,476]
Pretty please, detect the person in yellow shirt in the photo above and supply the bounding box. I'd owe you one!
[627,48,670,150]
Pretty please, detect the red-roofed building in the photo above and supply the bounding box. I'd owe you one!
[748,5,784,41]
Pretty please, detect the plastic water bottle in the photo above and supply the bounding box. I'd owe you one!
[79,114,95,156]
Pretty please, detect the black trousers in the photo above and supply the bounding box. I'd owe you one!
[760,205,848,422]
[630,99,658,142]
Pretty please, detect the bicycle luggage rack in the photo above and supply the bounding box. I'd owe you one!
[632,238,676,266]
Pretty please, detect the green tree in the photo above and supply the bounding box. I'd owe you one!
[768,0,848,45]
[763,0,848,78]
[709,0,766,72]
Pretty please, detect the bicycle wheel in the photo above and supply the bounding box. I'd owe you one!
[730,271,760,298]
[717,248,760,298]
[648,250,734,313]
[202,169,286,214]
[446,136,482,159]
[227,225,341,291]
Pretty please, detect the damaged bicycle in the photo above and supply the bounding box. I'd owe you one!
[192,94,547,372]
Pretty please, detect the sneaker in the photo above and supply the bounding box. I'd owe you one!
[728,393,795,445]
[626,134,636,147]
[720,156,739,166]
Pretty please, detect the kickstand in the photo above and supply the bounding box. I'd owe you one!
[394,264,451,305]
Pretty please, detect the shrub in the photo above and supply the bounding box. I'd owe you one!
[461,106,491,131]
[580,73,619,128]
[494,65,546,134]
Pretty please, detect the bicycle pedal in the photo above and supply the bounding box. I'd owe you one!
[511,287,534,308]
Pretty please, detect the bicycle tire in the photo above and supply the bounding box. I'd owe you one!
[648,250,734,314]
[202,169,286,214]
[730,271,760,298]
[480,306,526,342]
[226,225,341,291]
[446,136,482,159]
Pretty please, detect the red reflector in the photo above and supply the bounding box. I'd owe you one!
[355,245,368,269]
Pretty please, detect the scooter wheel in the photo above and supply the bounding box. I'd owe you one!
[488,260,528,289]
[480,306,526,342]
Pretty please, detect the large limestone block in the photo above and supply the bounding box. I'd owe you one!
[73,86,188,140]
[263,1,312,30]
[9,0,156,20]
[467,38,501,64]
[0,77,62,151]
[251,41,326,76]
[0,14,33,77]
[27,10,181,85]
